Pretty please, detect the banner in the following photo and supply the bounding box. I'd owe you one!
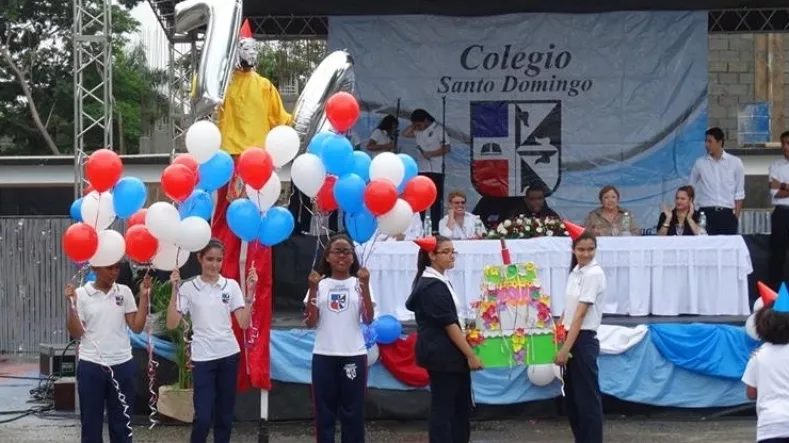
[328,12,708,229]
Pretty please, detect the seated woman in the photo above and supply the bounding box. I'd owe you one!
[366,115,398,156]
[438,190,484,240]
[656,185,704,236]
[583,185,640,236]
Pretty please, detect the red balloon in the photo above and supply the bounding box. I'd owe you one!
[325,92,360,132]
[238,148,274,190]
[403,176,437,213]
[85,149,123,192]
[316,176,338,213]
[364,179,398,216]
[125,225,159,263]
[63,223,99,263]
[161,164,196,203]
[128,209,147,227]
[173,155,200,184]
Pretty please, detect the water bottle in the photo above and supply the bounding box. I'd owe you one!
[698,211,708,235]
[620,212,632,236]
[423,214,432,236]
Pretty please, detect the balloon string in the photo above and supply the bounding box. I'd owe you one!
[174,278,193,375]
[245,243,260,377]
[143,268,159,429]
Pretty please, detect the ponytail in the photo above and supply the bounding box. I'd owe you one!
[569,255,578,273]
[412,249,431,290]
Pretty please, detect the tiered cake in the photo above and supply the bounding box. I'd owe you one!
[466,262,558,367]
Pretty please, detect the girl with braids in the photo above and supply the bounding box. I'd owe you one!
[742,299,789,443]
[166,239,256,443]
[303,234,375,443]
[405,235,483,443]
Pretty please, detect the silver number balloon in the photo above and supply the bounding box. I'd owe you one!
[291,50,356,155]
[174,0,243,120]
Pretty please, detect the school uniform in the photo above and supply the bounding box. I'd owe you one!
[742,343,789,442]
[75,282,138,443]
[689,151,745,235]
[562,260,607,443]
[414,122,445,232]
[405,268,471,443]
[303,277,376,443]
[367,129,393,158]
[177,276,245,443]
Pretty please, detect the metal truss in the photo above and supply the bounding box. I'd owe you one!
[72,0,113,197]
[709,8,789,33]
[247,16,328,40]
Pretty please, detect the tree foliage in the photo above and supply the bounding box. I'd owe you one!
[0,0,168,155]
[255,40,327,88]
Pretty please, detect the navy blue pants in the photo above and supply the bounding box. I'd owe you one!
[564,330,603,443]
[191,353,240,443]
[760,438,789,443]
[311,354,367,443]
[427,369,472,443]
[77,359,136,443]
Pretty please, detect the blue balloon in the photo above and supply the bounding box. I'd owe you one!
[226,198,260,242]
[320,134,354,176]
[308,131,334,157]
[258,207,295,246]
[180,190,214,221]
[112,177,147,219]
[85,271,96,283]
[344,210,378,244]
[373,315,402,345]
[70,198,83,222]
[333,173,366,213]
[351,151,372,182]
[198,151,234,192]
[398,153,419,193]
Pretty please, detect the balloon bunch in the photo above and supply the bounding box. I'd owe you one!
[290,92,438,244]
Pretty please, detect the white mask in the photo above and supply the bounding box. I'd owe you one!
[237,38,259,67]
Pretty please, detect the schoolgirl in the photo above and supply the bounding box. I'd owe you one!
[304,234,375,443]
[66,261,148,443]
[166,239,255,443]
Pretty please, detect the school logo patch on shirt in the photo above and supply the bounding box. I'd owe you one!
[114,294,124,306]
[221,292,231,304]
[328,289,348,313]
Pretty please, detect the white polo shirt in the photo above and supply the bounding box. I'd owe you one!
[367,129,393,158]
[689,151,745,209]
[562,260,607,331]
[177,276,245,362]
[768,158,789,207]
[742,343,789,441]
[414,122,444,174]
[303,277,377,357]
[76,283,137,366]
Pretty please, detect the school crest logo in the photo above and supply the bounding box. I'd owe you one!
[328,289,348,313]
[221,292,230,304]
[114,293,124,306]
[470,100,562,197]
[344,363,357,380]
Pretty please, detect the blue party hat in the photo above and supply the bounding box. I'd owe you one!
[774,283,789,313]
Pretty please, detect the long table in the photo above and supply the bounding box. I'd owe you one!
[358,236,753,321]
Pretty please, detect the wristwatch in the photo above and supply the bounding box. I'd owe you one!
[662,224,670,228]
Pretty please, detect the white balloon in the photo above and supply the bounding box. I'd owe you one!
[753,298,764,312]
[367,344,379,367]
[89,230,126,267]
[378,199,414,236]
[81,191,116,230]
[185,120,222,164]
[146,202,181,244]
[177,217,212,252]
[527,364,556,387]
[152,242,190,271]
[246,174,282,212]
[265,125,301,168]
[745,314,759,341]
[369,152,405,187]
[291,153,327,198]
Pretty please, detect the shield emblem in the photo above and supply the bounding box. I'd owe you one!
[470,100,562,197]
[329,291,348,313]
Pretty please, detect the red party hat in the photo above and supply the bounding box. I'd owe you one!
[564,220,585,241]
[239,19,253,39]
[757,281,777,306]
[413,237,437,252]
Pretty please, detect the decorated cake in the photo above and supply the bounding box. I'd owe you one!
[466,262,560,368]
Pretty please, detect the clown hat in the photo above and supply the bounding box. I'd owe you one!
[239,19,253,39]
[774,282,789,313]
[757,281,777,306]
[413,237,437,252]
[563,220,585,241]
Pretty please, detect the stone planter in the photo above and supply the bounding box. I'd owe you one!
[157,384,194,423]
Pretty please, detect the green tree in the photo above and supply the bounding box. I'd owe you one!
[0,0,167,155]
[256,40,327,88]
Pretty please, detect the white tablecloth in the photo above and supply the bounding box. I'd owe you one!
[358,236,753,321]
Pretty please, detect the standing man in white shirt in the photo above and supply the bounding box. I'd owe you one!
[768,131,789,289]
[689,127,745,235]
[402,109,450,233]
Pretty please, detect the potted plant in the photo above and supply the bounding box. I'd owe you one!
[150,280,195,423]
